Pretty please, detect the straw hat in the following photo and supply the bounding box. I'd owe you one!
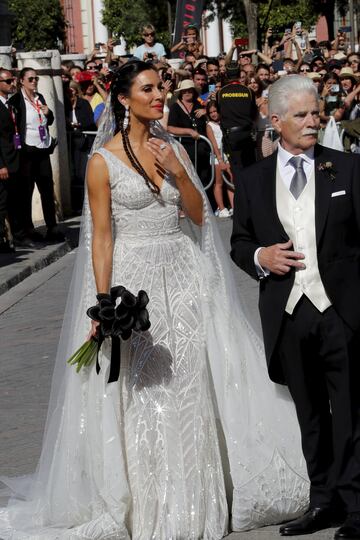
[333,52,347,61]
[307,72,322,81]
[174,79,197,94]
[339,67,358,82]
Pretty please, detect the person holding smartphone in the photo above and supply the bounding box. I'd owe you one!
[171,25,204,59]
[134,24,166,63]
[319,72,346,126]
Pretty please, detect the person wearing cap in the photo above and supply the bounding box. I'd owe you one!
[167,79,212,201]
[217,61,257,184]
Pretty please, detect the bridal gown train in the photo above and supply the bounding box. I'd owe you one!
[0,135,309,539]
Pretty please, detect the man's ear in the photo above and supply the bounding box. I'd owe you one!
[271,113,282,135]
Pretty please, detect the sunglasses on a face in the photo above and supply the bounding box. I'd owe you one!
[143,32,155,37]
[26,76,39,82]
[0,78,14,84]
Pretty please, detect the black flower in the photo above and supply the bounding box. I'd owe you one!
[318,161,336,181]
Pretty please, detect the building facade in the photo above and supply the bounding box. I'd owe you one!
[61,0,108,54]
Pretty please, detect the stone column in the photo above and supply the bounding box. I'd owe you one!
[93,0,108,45]
[16,51,71,223]
[50,49,71,216]
[60,53,88,69]
[222,19,233,54]
[80,0,95,54]
[0,46,12,69]
[204,10,221,57]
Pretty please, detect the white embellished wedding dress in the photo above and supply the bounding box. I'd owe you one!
[0,123,309,539]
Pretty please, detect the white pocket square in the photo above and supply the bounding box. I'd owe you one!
[331,190,346,198]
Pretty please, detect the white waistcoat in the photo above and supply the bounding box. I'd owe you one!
[276,165,331,314]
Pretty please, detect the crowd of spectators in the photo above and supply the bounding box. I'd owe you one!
[0,22,360,253]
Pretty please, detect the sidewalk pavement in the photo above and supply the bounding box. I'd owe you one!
[0,217,338,539]
[0,217,81,297]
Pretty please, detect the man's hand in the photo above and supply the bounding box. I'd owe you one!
[258,239,305,276]
[0,167,9,180]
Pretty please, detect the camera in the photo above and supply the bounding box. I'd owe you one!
[94,43,102,50]
[163,72,172,82]
[331,84,340,93]
[147,53,153,59]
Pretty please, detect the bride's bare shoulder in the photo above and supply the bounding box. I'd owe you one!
[103,134,125,157]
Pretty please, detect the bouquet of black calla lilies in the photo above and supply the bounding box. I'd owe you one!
[67,285,151,383]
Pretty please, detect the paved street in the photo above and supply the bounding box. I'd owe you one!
[0,219,333,539]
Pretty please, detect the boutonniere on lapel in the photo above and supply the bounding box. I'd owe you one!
[318,161,336,181]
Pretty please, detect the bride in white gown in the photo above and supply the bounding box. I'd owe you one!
[0,61,309,539]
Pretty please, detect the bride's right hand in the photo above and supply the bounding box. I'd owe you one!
[87,320,100,340]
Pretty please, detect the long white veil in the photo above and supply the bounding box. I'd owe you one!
[0,95,309,539]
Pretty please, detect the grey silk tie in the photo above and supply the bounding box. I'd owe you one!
[289,156,307,199]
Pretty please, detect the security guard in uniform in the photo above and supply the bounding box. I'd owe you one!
[217,61,257,184]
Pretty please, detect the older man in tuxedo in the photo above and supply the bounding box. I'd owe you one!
[231,75,360,539]
[0,67,19,252]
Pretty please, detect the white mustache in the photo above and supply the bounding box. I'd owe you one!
[302,129,318,136]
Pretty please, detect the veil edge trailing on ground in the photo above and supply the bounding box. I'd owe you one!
[0,97,309,538]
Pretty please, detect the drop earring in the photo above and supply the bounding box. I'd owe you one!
[123,105,130,131]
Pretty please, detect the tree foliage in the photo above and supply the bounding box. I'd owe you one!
[9,0,65,51]
[206,0,333,45]
[102,0,176,49]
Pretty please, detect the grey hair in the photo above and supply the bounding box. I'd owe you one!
[269,75,319,118]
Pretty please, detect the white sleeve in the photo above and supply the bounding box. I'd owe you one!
[254,247,270,278]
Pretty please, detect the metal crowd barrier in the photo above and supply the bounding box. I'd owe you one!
[68,131,249,194]
[171,134,216,191]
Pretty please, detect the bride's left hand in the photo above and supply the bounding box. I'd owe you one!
[146,138,186,179]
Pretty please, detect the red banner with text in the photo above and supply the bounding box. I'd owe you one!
[173,0,204,47]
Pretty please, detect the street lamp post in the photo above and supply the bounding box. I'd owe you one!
[0,0,12,46]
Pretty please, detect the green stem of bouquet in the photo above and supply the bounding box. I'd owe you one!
[67,338,98,373]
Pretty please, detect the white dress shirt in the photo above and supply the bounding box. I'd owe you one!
[254,144,315,276]
[0,95,8,108]
[22,90,51,149]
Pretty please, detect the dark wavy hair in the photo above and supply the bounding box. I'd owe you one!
[111,60,157,135]
[17,67,37,91]
[110,60,160,194]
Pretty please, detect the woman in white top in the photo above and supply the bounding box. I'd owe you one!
[206,100,234,218]
[134,24,166,63]
[9,68,64,243]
